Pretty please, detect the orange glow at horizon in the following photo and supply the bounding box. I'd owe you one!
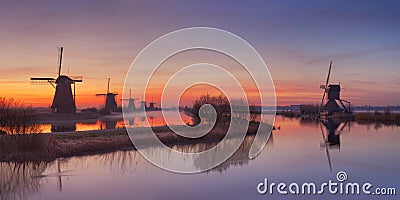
[0,80,328,108]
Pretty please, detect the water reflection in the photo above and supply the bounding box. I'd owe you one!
[0,134,273,200]
[1,116,400,200]
[39,111,193,133]
[319,119,351,172]
[0,162,47,200]
[51,122,76,132]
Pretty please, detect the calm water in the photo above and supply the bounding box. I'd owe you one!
[1,116,399,200]
[39,111,193,133]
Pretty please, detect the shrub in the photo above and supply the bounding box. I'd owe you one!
[0,97,41,134]
[191,94,230,123]
[299,104,320,115]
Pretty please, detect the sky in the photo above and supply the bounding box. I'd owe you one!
[0,0,399,108]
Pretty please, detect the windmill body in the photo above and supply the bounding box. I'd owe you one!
[104,93,118,112]
[323,84,342,115]
[122,89,137,112]
[30,47,82,113]
[96,78,118,113]
[127,98,136,111]
[140,101,146,110]
[320,62,351,116]
[52,76,76,113]
[146,97,160,111]
[148,101,156,110]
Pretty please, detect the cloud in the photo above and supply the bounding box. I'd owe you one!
[0,66,52,77]
[392,78,400,86]
[305,45,400,65]
[343,73,361,77]
[349,80,375,85]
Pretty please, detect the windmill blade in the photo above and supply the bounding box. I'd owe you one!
[70,76,83,80]
[30,77,56,88]
[30,77,55,81]
[107,78,110,94]
[30,80,55,85]
[71,76,83,83]
[338,121,348,132]
[320,122,332,172]
[58,47,63,77]
[326,61,332,86]
[319,61,333,111]
[320,89,327,110]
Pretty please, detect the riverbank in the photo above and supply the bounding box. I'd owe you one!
[0,121,269,162]
[277,111,400,125]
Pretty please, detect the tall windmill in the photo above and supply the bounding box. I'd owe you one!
[319,61,351,116]
[30,47,82,113]
[122,89,138,111]
[96,78,118,113]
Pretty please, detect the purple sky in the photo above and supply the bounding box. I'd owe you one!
[0,0,399,107]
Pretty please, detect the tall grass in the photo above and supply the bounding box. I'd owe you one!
[191,94,230,124]
[0,97,54,161]
[0,97,41,134]
[355,112,400,125]
[190,94,253,124]
[0,162,48,200]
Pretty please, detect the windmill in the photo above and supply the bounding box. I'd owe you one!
[139,100,146,111]
[96,78,118,113]
[30,47,82,113]
[122,89,138,111]
[147,97,157,111]
[319,61,351,116]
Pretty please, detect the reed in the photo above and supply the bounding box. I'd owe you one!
[355,112,400,125]
[0,134,55,162]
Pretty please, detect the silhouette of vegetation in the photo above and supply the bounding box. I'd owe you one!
[81,107,98,113]
[355,112,400,125]
[277,104,319,117]
[0,97,41,134]
[299,104,320,115]
[191,94,231,124]
[0,162,48,200]
[0,97,53,161]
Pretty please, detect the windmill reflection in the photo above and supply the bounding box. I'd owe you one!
[103,120,117,130]
[320,118,350,172]
[51,122,76,132]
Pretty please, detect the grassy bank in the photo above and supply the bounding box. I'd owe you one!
[355,112,400,125]
[276,110,400,125]
[0,121,268,162]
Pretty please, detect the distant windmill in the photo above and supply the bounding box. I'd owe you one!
[30,47,82,113]
[319,61,351,116]
[122,89,138,111]
[139,100,146,111]
[148,98,157,111]
[96,78,118,113]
